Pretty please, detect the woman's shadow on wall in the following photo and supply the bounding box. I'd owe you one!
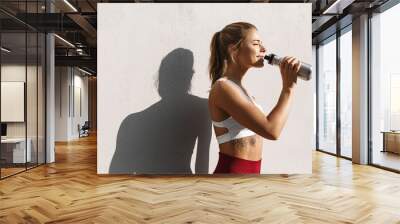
[109,48,212,174]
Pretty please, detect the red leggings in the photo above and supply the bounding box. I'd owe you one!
[213,152,262,174]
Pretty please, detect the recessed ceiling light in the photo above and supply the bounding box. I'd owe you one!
[322,0,354,15]
[1,47,11,53]
[77,67,93,76]
[54,34,75,48]
[63,0,78,12]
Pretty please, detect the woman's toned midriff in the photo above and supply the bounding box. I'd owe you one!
[213,125,263,161]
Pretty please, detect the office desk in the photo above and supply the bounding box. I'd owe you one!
[381,131,400,154]
[1,138,31,163]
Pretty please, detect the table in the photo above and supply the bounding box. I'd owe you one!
[381,131,400,154]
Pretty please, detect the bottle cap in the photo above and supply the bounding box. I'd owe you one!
[264,53,276,65]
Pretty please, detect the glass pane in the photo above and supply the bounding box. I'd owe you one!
[1,32,27,178]
[38,32,45,165]
[313,45,317,149]
[0,1,46,178]
[318,37,337,154]
[371,3,400,171]
[27,31,38,169]
[25,0,38,169]
[340,28,352,158]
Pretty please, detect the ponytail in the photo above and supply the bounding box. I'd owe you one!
[208,22,257,86]
[209,32,225,85]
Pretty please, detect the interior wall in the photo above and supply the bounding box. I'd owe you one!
[98,3,313,174]
[72,71,89,138]
[55,66,69,141]
[55,66,89,141]
[88,77,97,132]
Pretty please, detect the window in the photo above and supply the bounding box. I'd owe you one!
[339,27,352,158]
[317,36,337,154]
[370,2,400,171]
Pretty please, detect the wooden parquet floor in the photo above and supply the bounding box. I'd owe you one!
[1,134,400,224]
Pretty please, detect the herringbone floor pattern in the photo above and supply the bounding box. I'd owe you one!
[1,134,400,223]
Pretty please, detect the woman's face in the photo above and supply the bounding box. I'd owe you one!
[232,28,266,69]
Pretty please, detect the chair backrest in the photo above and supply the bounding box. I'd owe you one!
[82,121,90,129]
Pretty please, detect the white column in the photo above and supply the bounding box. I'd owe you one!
[352,14,369,164]
[46,1,55,163]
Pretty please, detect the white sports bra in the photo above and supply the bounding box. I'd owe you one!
[211,78,265,144]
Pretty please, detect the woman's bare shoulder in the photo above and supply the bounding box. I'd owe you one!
[212,78,249,103]
[209,79,232,107]
[209,78,226,98]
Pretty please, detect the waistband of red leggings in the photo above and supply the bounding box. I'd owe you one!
[218,152,262,163]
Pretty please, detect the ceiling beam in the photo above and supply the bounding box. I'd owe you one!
[55,55,96,69]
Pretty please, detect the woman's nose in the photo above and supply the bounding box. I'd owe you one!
[260,44,265,52]
[260,44,266,52]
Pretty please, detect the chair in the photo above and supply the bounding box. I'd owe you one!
[79,121,90,138]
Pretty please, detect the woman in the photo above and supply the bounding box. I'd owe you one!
[208,22,300,174]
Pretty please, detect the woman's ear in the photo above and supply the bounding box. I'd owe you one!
[227,44,234,55]
[227,44,239,54]
[228,44,239,64]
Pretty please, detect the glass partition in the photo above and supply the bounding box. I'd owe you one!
[38,32,45,165]
[27,31,38,169]
[1,31,28,177]
[0,1,46,179]
[317,36,337,155]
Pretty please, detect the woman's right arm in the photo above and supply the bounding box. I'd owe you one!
[213,57,300,140]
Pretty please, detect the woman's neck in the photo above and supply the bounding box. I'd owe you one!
[222,63,249,86]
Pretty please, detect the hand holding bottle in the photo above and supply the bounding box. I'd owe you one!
[279,56,300,92]
[264,53,312,81]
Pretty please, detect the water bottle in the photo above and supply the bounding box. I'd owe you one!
[264,53,312,81]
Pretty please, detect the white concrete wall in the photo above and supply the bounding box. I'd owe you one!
[98,3,313,174]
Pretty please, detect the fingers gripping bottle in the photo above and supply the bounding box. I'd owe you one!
[264,53,312,81]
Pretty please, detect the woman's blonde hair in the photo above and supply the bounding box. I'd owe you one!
[208,22,257,85]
